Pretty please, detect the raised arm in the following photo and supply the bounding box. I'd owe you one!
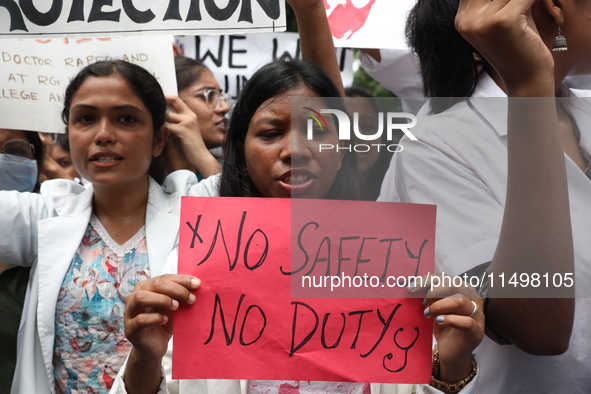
[455,0,574,354]
[41,154,75,181]
[287,0,344,95]
[359,48,381,62]
[163,95,222,179]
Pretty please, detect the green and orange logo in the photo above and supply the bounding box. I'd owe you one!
[302,107,329,134]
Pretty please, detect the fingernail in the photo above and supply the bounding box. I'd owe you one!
[407,280,415,291]
[172,299,179,309]
[162,314,168,324]
[188,293,196,304]
[436,316,445,324]
[422,298,427,306]
[423,307,430,317]
[191,278,200,288]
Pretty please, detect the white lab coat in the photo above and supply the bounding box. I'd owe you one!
[2,171,218,394]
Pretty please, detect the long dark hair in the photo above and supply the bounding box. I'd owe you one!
[61,60,167,183]
[344,87,393,201]
[174,56,209,92]
[24,131,44,167]
[406,0,488,114]
[23,130,44,191]
[220,60,360,200]
[55,134,70,153]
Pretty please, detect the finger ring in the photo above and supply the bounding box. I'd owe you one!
[469,300,479,317]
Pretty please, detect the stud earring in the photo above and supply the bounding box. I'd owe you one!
[552,26,568,52]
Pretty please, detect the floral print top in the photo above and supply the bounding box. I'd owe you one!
[53,215,150,394]
[248,381,371,394]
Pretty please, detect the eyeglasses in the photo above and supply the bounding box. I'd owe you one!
[0,140,35,161]
[181,89,232,111]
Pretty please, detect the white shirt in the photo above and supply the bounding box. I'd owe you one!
[359,47,591,115]
[379,74,591,392]
[359,50,425,115]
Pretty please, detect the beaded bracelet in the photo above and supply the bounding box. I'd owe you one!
[430,352,477,394]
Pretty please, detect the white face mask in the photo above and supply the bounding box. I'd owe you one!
[0,154,38,192]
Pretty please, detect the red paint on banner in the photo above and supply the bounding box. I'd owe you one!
[327,0,377,39]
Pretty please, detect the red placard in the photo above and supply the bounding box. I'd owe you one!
[173,197,435,384]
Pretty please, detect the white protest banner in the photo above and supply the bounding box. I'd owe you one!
[325,0,414,49]
[0,36,177,134]
[0,0,286,38]
[175,33,353,98]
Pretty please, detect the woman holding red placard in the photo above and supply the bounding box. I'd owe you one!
[116,64,484,394]
[114,2,485,394]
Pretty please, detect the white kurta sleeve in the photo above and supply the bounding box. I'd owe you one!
[187,173,221,197]
[379,124,506,275]
[0,190,47,266]
[359,49,425,114]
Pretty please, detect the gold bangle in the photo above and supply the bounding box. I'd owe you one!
[430,353,477,394]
